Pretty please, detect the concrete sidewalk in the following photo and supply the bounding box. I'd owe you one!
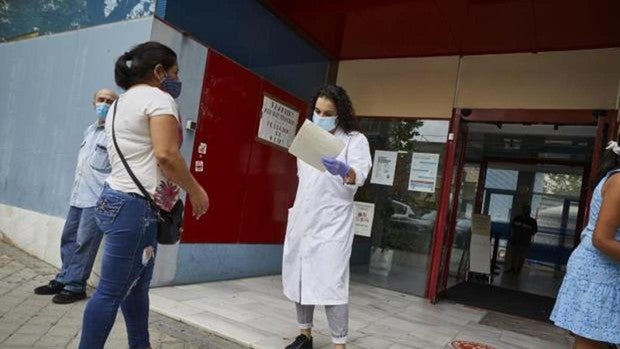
[0,240,242,349]
[0,237,574,349]
[150,277,574,349]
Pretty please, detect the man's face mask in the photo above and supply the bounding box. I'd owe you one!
[313,111,337,132]
[95,103,110,121]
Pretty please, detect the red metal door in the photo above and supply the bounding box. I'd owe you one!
[427,109,468,303]
[182,51,306,244]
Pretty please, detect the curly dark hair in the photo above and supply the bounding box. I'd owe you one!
[309,84,359,133]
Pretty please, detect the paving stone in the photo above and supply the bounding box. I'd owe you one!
[0,240,244,349]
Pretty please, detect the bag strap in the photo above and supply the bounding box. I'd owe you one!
[111,100,158,209]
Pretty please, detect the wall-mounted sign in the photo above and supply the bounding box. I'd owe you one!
[409,152,439,192]
[257,95,299,149]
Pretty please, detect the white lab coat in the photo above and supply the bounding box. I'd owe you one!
[282,128,372,305]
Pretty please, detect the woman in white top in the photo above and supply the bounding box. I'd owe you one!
[283,84,372,349]
[79,41,209,349]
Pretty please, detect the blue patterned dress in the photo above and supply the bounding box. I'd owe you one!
[550,169,620,343]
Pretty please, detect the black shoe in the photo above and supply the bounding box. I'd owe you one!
[285,334,312,349]
[34,280,65,295]
[52,290,87,304]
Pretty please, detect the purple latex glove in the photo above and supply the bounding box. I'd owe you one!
[321,156,350,177]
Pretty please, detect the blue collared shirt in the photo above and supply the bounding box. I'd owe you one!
[69,122,111,208]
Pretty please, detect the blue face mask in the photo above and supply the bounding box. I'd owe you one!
[161,76,182,99]
[95,103,110,121]
[313,112,337,132]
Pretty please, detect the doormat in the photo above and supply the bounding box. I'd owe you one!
[450,340,496,349]
[444,281,555,322]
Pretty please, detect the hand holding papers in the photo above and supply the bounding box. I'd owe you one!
[288,120,345,171]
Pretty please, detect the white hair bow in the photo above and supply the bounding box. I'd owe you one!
[606,141,620,155]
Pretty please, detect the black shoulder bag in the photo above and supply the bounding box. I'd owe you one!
[111,100,184,245]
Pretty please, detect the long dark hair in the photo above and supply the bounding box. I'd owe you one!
[598,139,620,181]
[309,84,359,133]
[114,41,177,90]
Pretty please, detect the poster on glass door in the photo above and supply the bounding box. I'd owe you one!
[409,152,439,192]
[353,202,375,237]
[370,150,397,186]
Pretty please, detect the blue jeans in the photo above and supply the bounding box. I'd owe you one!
[79,186,158,349]
[56,206,104,293]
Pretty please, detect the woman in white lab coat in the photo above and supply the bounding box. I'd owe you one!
[283,84,372,349]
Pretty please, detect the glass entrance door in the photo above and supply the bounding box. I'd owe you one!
[350,118,449,297]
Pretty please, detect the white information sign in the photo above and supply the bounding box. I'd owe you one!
[409,152,439,192]
[257,95,299,149]
[469,214,491,274]
[370,150,397,186]
[353,202,375,237]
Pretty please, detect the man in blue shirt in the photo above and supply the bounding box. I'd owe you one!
[34,89,118,304]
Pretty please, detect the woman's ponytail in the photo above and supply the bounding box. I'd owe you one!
[114,52,135,90]
[113,42,177,91]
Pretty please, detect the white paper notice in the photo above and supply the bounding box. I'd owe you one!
[409,152,439,192]
[257,95,299,149]
[288,119,345,171]
[353,202,375,237]
[469,214,491,274]
[370,150,397,186]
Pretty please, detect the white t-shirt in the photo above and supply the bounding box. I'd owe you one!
[105,85,181,211]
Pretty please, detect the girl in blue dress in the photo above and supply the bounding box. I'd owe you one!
[550,139,620,349]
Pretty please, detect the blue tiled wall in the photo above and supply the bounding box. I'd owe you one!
[0,18,154,217]
[173,244,283,284]
[161,0,330,101]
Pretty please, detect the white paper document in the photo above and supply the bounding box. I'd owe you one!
[409,152,439,192]
[353,202,375,237]
[288,119,345,171]
[370,150,397,186]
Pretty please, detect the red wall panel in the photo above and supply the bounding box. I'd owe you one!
[239,81,307,244]
[182,50,306,244]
